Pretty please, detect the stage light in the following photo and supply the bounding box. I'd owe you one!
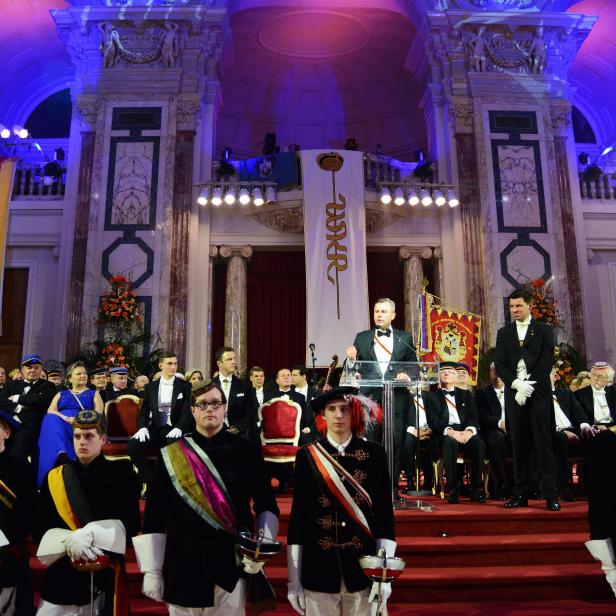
[380,187,392,204]
[408,188,419,206]
[253,187,264,206]
[266,185,277,203]
[197,187,209,206]
[0,125,10,139]
[13,126,28,139]
[447,190,459,207]
[420,188,432,206]
[224,186,236,205]
[211,187,223,206]
[238,187,251,205]
[434,190,446,206]
[393,187,405,206]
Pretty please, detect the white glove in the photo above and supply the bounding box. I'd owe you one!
[142,571,164,602]
[242,555,265,574]
[132,427,150,442]
[515,391,529,406]
[64,528,103,562]
[287,544,305,615]
[511,379,536,398]
[166,427,182,440]
[369,581,392,613]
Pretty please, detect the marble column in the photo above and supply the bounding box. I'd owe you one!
[220,245,252,372]
[65,130,96,357]
[204,244,218,377]
[433,247,444,298]
[167,131,195,367]
[553,128,586,354]
[399,247,433,334]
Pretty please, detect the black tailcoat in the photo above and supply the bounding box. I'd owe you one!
[574,385,616,427]
[136,378,193,433]
[213,375,259,437]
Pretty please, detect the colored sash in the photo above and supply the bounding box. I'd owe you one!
[306,442,373,539]
[373,336,393,357]
[0,478,16,512]
[161,436,237,536]
[47,465,129,616]
[444,396,461,424]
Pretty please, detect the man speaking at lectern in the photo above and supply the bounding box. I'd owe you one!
[346,298,417,498]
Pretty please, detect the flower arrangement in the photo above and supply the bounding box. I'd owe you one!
[525,278,561,327]
[97,343,128,370]
[97,275,142,324]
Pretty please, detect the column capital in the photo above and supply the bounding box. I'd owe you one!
[219,244,253,259]
[209,244,219,258]
[399,246,433,261]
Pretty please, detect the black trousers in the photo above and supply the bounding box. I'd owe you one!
[437,433,486,492]
[127,425,176,484]
[506,384,557,500]
[552,430,583,493]
[484,429,511,488]
[8,425,39,464]
[585,430,616,540]
[403,433,435,489]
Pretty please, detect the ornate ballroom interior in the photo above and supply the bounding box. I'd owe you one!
[1,0,616,377]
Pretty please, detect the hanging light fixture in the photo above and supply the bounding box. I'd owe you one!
[197,187,210,206]
[0,125,10,139]
[266,185,277,203]
[433,189,446,207]
[13,126,28,139]
[211,186,223,206]
[238,187,251,205]
[447,190,459,207]
[380,187,392,204]
[420,188,432,206]
[408,188,419,206]
[252,187,264,206]
[224,186,236,205]
[393,187,405,206]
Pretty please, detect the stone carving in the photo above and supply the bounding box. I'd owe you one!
[177,96,201,131]
[551,104,572,132]
[98,21,181,67]
[209,245,219,259]
[365,208,404,233]
[250,206,304,234]
[466,27,489,72]
[527,27,548,74]
[450,98,474,133]
[76,97,98,125]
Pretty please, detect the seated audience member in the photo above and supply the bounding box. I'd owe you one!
[134,374,150,393]
[88,367,108,392]
[45,370,63,389]
[7,370,22,382]
[291,365,318,404]
[455,363,472,391]
[101,366,138,403]
[475,362,511,500]
[426,361,486,504]
[550,368,583,501]
[249,366,266,405]
[575,362,616,436]
[404,386,434,494]
[35,410,140,615]
[128,352,193,488]
[185,369,204,385]
[570,370,591,393]
[0,367,7,398]
[0,354,56,464]
[0,409,37,615]
[37,361,104,486]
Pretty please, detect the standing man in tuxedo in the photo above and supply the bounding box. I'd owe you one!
[494,289,559,511]
[475,362,511,500]
[249,366,266,406]
[128,351,193,488]
[426,362,486,503]
[213,346,259,441]
[346,297,417,499]
[0,354,56,463]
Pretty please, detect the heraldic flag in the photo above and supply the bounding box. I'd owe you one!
[417,291,482,385]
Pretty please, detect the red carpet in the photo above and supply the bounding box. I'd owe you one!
[31,494,616,614]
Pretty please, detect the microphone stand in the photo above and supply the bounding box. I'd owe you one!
[309,345,319,386]
[406,379,432,499]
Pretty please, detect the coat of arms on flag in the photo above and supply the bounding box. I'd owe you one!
[417,291,482,385]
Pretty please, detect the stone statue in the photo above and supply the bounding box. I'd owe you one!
[467,26,490,72]
[99,22,120,68]
[161,22,180,68]
[528,26,547,74]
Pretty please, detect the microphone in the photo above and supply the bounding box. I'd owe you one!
[309,343,316,353]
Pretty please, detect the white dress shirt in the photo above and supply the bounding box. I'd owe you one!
[442,389,477,436]
[591,387,612,424]
[295,384,309,400]
[255,387,264,405]
[374,328,394,376]
[494,386,505,423]
[553,393,573,431]
[327,433,353,456]
[407,394,428,437]
[515,317,531,379]
[158,376,175,426]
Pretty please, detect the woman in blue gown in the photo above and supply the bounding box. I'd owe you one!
[37,361,104,486]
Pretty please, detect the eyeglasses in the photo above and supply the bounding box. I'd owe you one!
[194,400,224,410]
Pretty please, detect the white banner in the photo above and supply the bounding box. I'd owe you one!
[301,150,370,367]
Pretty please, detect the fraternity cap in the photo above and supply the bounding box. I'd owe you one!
[21,353,43,366]
[46,370,62,378]
[439,361,458,370]
[73,410,105,432]
[0,409,21,432]
[109,366,128,375]
[311,386,359,415]
[88,367,107,377]
[592,362,610,370]
[456,362,471,374]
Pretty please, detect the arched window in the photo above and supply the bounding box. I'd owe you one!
[25,88,72,139]
[572,106,596,144]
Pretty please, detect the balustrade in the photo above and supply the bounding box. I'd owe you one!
[579,172,616,200]
[11,163,66,200]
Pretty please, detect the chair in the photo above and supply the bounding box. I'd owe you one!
[102,394,142,458]
[434,454,490,499]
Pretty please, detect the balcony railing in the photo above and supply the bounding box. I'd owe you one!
[11,163,66,200]
[579,172,616,200]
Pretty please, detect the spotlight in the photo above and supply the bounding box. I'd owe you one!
[0,125,10,139]
[211,187,223,206]
[224,186,236,205]
[408,188,419,206]
[434,190,446,206]
[197,187,210,206]
[266,185,277,203]
[420,188,432,206]
[13,126,28,139]
[447,190,459,208]
[393,187,405,206]
[380,187,392,205]
[253,187,264,206]
[238,187,251,205]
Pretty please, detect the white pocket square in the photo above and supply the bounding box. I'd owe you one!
[236,393,245,397]
[177,393,183,400]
